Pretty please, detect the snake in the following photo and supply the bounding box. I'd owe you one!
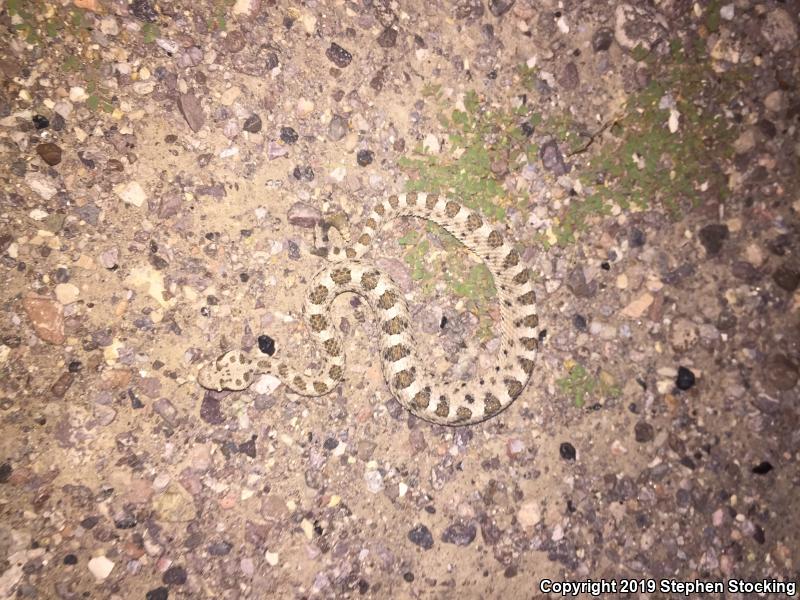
[197,192,540,425]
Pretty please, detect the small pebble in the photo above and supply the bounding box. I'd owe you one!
[559,442,576,461]
[675,366,695,391]
[258,334,276,356]
[441,521,476,546]
[356,149,374,166]
[326,42,353,68]
[146,588,169,600]
[280,127,298,144]
[751,461,773,475]
[407,524,434,549]
[162,565,187,585]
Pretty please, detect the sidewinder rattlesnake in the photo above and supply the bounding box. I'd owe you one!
[198,192,540,425]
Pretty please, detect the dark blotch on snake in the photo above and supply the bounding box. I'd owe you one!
[412,386,431,409]
[435,397,449,418]
[331,267,352,285]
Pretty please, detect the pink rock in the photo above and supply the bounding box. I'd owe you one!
[23,294,65,344]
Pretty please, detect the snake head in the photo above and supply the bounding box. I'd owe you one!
[197,350,258,391]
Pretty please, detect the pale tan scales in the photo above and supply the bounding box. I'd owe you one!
[198,192,540,425]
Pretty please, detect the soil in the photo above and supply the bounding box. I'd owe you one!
[1,0,798,599]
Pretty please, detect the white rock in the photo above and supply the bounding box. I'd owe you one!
[55,283,80,305]
[264,551,279,566]
[220,86,241,106]
[156,38,179,54]
[115,181,147,207]
[720,4,734,20]
[29,209,49,221]
[132,81,155,95]
[54,101,73,118]
[87,556,114,580]
[252,374,281,395]
[301,11,317,34]
[25,173,58,200]
[99,16,119,35]
[422,133,440,154]
[518,501,541,529]
[0,345,10,365]
[69,86,89,102]
[329,166,346,182]
[232,0,259,16]
[668,108,680,133]
[764,90,786,113]
[297,98,314,116]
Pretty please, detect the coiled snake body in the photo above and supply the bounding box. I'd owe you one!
[198,192,540,425]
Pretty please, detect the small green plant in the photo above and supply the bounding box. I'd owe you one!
[556,361,621,408]
[399,90,537,221]
[549,47,742,244]
[142,22,160,44]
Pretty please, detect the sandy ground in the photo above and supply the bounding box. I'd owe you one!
[1,0,799,598]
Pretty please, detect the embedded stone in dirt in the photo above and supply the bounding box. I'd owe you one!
[22,295,65,344]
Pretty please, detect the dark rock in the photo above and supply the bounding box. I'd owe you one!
[243,114,262,133]
[676,366,695,390]
[731,260,760,283]
[488,0,515,17]
[162,565,187,585]
[539,140,568,175]
[323,437,337,451]
[756,119,777,138]
[566,266,594,298]
[441,521,476,546]
[258,335,276,356]
[239,436,256,458]
[63,554,78,565]
[326,43,353,68]
[32,114,49,129]
[50,373,74,398]
[177,94,205,132]
[146,588,169,600]
[356,149,374,166]
[697,224,728,256]
[264,51,279,71]
[661,263,695,285]
[131,0,157,22]
[628,227,646,247]
[559,442,576,461]
[763,354,798,391]
[634,421,655,443]
[558,62,580,90]
[51,113,65,131]
[751,461,773,475]
[0,462,12,483]
[592,28,614,52]
[772,262,800,292]
[377,27,397,48]
[407,525,434,549]
[280,127,298,144]
[572,314,587,331]
[36,143,62,166]
[293,165,314,181]
[200,393,226,425]
[207,541,233,556]
[149,254,169,270]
